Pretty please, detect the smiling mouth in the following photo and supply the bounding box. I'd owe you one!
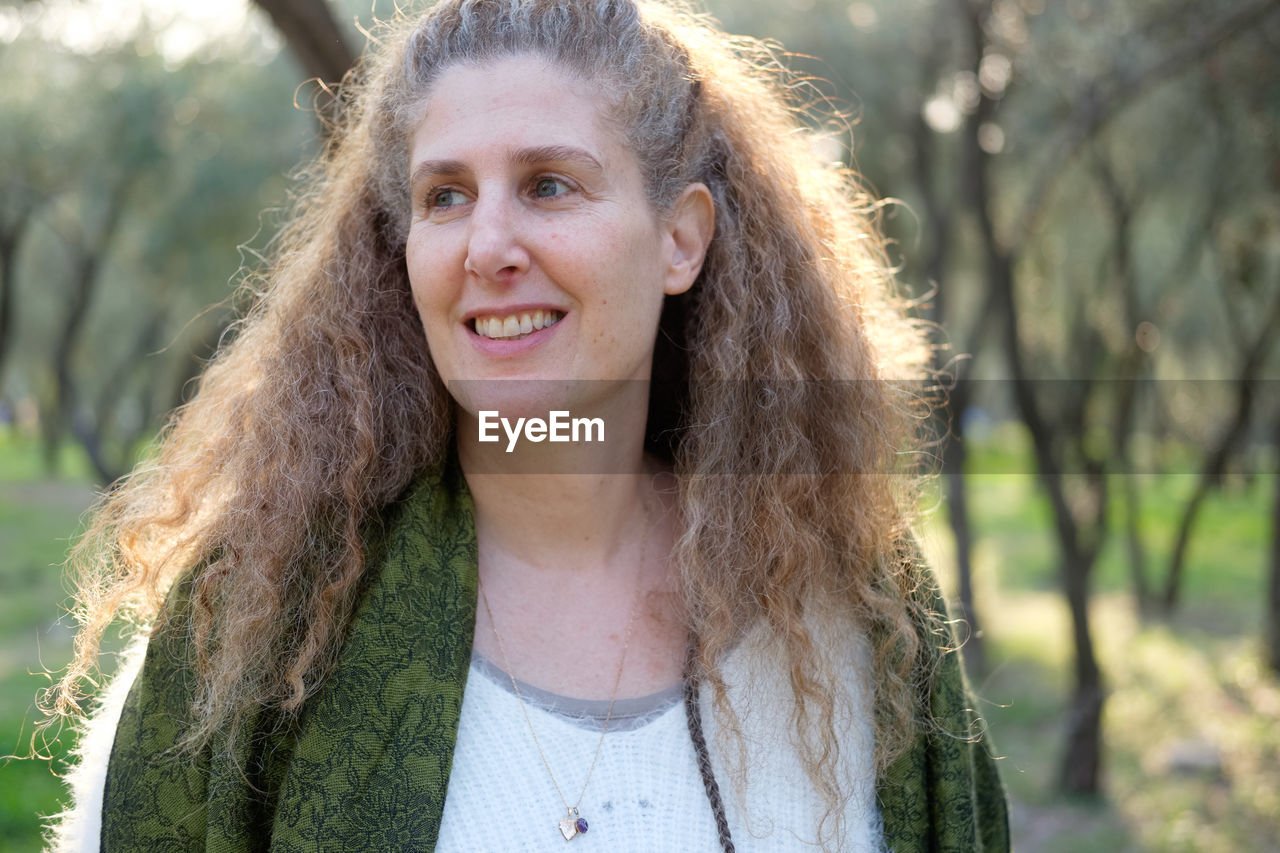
[471,309,563,341]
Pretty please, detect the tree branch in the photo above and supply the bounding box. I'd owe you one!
[251,0,357,86]
[1009,0,1280,252]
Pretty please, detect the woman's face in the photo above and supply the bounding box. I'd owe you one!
[404,55,706,420]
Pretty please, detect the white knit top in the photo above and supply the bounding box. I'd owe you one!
[437,616,885,852]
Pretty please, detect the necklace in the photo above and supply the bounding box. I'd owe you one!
[478,500,651,842]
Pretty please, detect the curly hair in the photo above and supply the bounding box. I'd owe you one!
[51,0,935,845]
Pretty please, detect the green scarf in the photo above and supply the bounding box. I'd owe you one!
[103,463,1008,851]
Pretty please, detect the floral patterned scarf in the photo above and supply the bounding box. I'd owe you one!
[102,462,1008,851]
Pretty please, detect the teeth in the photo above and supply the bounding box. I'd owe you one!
[473,310,563,339]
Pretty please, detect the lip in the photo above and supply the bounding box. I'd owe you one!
[463,304,567,357]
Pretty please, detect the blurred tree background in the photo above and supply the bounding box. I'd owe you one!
[1,0,1278,849]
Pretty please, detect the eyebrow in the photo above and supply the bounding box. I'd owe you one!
[409,144,604,192]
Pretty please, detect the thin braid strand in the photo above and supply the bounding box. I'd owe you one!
[683,643,735,853]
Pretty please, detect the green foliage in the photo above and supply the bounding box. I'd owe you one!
[0,5,316,479]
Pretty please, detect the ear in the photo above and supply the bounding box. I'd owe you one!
[661,182,715,296]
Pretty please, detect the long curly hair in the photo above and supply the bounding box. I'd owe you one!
[52,0,936,843]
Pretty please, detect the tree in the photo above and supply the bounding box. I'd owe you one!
[701,0,1278,793]
[0,181,41,395]
[0,13,316,481]
[948,0,1279,793]
[250,0,358,130]
[251,0,355,84]
[1269,410,1280,674]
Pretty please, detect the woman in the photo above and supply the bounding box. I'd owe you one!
[48,1,1008,850]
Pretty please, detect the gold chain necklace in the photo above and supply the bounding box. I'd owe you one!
[478,501,651,842]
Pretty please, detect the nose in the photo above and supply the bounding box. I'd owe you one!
[463,192,529,282]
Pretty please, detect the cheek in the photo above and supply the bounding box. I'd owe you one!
[404,236,426,300]
[405,276,432,333]
[403,276,448,365]
[405,237,448,321]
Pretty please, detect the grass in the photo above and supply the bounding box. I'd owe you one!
[0,427,1277,851]
[0,431,98,851]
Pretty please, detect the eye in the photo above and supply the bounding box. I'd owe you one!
[531,177,573,199]
[429,188,468,209]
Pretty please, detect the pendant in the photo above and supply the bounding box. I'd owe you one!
[558,807,589,840]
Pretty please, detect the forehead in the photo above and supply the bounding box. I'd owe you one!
[409,55,630,171]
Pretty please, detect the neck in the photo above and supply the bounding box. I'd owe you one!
[456,383,661,578]
[462,469,660,581]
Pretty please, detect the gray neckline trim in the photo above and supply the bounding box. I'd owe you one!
[469,648,685,732]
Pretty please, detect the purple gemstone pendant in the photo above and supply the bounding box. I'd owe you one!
[575,817,589,834]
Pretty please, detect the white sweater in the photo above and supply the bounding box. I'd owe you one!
[51,614,883,852]
[45,637,148,853]
[438,627,885,852]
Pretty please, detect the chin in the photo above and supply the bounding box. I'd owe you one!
[448,378,581,423]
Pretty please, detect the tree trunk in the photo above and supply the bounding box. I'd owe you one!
[70,414,121,486]
[1111,372,1151,613]
[41,177,134,472]
[0,188,42,397]
[1267,414,1280,675]
[1162,289,1280,611]
[943,425,985,676]
[952,0,1111,795]
[77,308,168,484]
[1120,472,1151,611]
[1058,535,1105,794]
[251,0,356,86]
[911,5,995,684]
[1090,151,1151,613]
[0,222,26,392]
[1163,475,1213,612]
[1059,677,1106,795]
[43,253,100,472]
